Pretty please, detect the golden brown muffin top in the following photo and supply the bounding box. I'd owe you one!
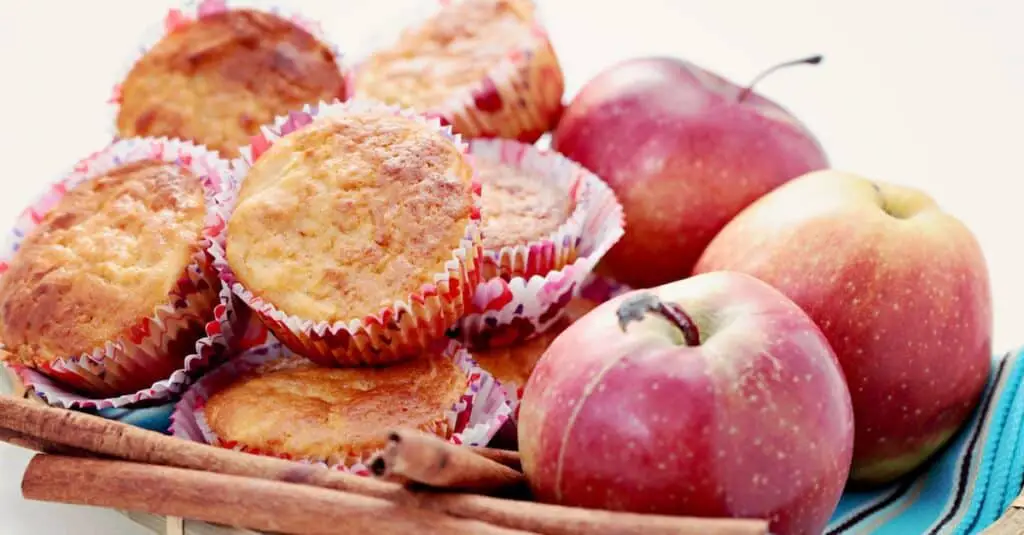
[354,0,535,110]
[477,157,572,250]
[0,161,207,366]
[116,9,346,156]
[204,354,466,462]
[226,110,474,322]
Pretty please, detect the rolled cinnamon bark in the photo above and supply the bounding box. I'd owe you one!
[0,396,768,535]
[470,446,522,471]
[370,430,526,493]
[21,455,529,535]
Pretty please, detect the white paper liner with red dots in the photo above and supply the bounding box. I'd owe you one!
[451,141,625,350]
[0,137,238,409]
[349,0,564,142]
[210,99,485,366]
[170,340,512,475]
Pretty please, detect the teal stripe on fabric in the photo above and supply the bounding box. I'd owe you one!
[825,350,1020,535]
[974,355,1024,530]
[957,348,1024,534]
[922,353,1013,534]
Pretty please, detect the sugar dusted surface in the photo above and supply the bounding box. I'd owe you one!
[0,161,207,366]
[117,9,345,157]
[226,111,474,322]
[203,354,465,461]
[354,0,534,110]
[477,155,572,250]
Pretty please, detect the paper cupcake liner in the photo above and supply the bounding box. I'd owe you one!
[210,99,484,366]
[0,137,237,408]
[352,0,564,143]
[471,138,588,281]
[170,340,512,474]
[107,0,352,145]
[450,148,625,349]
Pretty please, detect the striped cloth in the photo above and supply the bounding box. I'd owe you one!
[827,348,1024,534]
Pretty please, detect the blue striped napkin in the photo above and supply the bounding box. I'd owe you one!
[827,348,1024,534]
[45,347,1024,534]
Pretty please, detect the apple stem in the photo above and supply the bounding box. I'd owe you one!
[737,54,824,103]
[616,293,701,347]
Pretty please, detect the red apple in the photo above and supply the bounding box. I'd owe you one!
[694,170,992,485]
[553,56,829,288]
[518,271,854,535]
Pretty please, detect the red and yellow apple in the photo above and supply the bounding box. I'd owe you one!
[518,271,854,535]
[695,170,992,485]
[553,56,828,288]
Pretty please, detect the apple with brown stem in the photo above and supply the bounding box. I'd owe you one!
[553,55,829,288]
[518,271,855,535]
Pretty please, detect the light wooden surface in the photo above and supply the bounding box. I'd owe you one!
[121,511,260,535]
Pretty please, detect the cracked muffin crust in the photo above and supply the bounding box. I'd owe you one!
[203,353,466,462]
[0,160,208,368]
[226,109,475,323]
[116,9,346,156]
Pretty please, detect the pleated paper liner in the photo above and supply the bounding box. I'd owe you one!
[450,145,625,350]
[169,340,512,475]
[471,138,588,281]
[106,0,352,148]
[350,0,565,143]
[210,99,484,366]
[0,137,238,410]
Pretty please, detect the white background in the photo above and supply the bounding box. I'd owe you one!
[1,0,1022,532]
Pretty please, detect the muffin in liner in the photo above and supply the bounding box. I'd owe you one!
[0,137,236,409]
[211,99,484,366]
[170,340,512,474]
[471,296,597,421]
[450,141,625,349]
[352,0,564,143]
[472,138,588,281]
[107,0,348,155]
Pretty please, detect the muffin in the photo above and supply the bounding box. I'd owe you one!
[172,342,512,467]
[116,8,346,156]
[222,101,482,366]
[353,0,564,142]
[453,139,625,350]
[473,328,559,390]
[0,155,219,397]
[203,353,466,464]
[473,297,594,411]
[476,152,576,280]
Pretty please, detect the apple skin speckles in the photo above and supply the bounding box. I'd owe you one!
[695,170,992,485]
[518,272,854,535]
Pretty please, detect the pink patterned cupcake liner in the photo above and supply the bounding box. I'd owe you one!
[170,340,512,474]
[351,0,564,143]
[450,144,625,349]
[0,137,237,409]
[107,0,352,144]
[210,99,484,366]
[471,138,589,281]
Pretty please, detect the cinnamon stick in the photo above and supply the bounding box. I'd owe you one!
[0,396,768,535]
[21,454,530,535]
[470,446,522,471]
[0,427,67,454]
[370,429,526,494]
